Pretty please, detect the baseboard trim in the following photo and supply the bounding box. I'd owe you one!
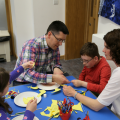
[60,55,64,60]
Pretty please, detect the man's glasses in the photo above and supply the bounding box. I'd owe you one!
[52,32,65,43]
[80,58,93,63]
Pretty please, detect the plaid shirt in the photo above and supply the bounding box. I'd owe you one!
[15,35,62,84]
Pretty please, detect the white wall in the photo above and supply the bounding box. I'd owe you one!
[33,0,65,55]
[10,0,35,56]
[33,0,65,37]
[10,0,65,57]
[98,15,120,34]
[0,0,8,30]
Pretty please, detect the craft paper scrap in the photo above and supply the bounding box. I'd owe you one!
[40,99,83,117]
[82,92,86,96]
[5,90,19,99]
[23,96,34,104]
[5,96,11,99]
[61,84,67,86]
[6,90,15,95]
[72,102,83,112]
[32,62,35,67]
[74,110,77,114]
[74,90,86,96]
[40,99,59,118]
[31,86,39,89]
[51,88,61,93]
[37,90,46,97]
[27,86,32,88]
[27,85,39,89]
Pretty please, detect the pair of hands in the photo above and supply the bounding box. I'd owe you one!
[72,79,87,87]
[63,80,87,97]
[22,61,70,85]
[63,80,80,97]
[52,68,70,85]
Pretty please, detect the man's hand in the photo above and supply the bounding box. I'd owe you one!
[52,74,70,85]
[71,79,87,88]
[63,86,76,97]
[53,67,63,75]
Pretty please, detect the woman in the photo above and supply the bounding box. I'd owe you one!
[0,61,37,120]
[63,29,120,117]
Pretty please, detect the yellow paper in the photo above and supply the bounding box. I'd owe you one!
[5,90,17,99]
[74,110,77,114]
[51,88,61,93]
[72,102,83,112]
[5,96,11,99]
[61,84,67,86]
[40,100,59,118]
[32,62,35,67]
[27,85,39,89]
[27,86,32,88]
[37,90,46,97]
[31,86,39,89]
[40,99,83,118]
[23,96,34,104]
[82,92,86,96]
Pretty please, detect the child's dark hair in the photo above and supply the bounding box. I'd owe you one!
[80,42,100,59]
[0,68,13,114]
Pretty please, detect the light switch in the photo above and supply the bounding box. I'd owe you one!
[53,0,59,5]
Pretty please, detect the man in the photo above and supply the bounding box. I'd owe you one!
[14,20,70,86]
[71,42,111,94]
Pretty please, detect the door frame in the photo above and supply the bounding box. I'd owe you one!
[5,0,17,58]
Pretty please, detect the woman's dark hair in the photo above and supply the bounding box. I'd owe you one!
[0,68,13,114]
[80,42,100,59]
[103,29,120,64]
[46,20,69,35]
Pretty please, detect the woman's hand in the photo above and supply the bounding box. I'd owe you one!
[63,86,76,97]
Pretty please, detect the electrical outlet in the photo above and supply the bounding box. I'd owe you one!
[53,0,59,5]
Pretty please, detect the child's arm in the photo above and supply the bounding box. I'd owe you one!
[0,109,11,120]
[9,61,34,84]
[9,66,24,84]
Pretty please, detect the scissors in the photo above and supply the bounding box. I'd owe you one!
[83,111,90,120]
[66,97,74,106]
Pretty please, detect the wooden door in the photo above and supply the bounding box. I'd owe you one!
[65,0,100,60]
[88,0,100,42]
